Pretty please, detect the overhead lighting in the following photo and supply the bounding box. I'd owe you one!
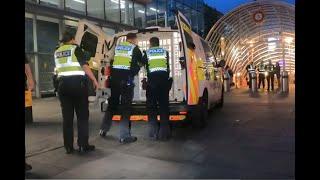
[138,10,145,14]
[284,37,294,44]
[150,7,160,12]
[73,0,85,4]
[268,37,277,42]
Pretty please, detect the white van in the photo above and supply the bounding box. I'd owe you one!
[75,11,224,127]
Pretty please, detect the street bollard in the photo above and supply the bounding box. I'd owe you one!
[224,72,230,92]
[250,72,257,93]
[281,71,289,93]
[25,90,33,123]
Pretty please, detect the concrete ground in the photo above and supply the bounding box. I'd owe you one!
[25,85,295,179]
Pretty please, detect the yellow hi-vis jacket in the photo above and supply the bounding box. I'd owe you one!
[146,47,168,73]
[113,41,136,70]
[54,44,85,77]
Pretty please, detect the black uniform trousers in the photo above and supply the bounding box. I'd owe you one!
[266,73,275,90]
[276,73,281,89]
[146,72,170,138]
[258,73,265,89]
[58,75,89,148]
[248,72,253,89]
[100,70,134,139]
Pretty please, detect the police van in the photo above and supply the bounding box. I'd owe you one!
[75,11,224,127]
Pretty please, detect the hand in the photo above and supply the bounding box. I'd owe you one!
[93,80,100,90]
[28,80,35,91]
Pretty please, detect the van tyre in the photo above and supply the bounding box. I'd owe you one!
[190,93,208,129]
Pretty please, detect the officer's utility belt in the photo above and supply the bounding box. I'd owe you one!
[58,75,86,81]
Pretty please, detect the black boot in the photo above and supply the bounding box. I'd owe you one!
[78,145,95,153]
[119,136,138,144]
[25,163,32,172]
[65,146,75,154]
[99,129,107,137]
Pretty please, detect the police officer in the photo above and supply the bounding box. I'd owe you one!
[246,62,256,89]
[99,33,143,144]
[54,30,98,154]
[144,37,171,141]
[258,62,265,89]
[265,60,275,91]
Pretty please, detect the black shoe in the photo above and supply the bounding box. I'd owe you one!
[25,163,32,172]
[158,126,171,141]
[78,145,95,153]
[99,130,107,137]
[65,146,75,154]
[119,136,137,144]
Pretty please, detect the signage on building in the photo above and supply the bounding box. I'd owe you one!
[253,10,264,23]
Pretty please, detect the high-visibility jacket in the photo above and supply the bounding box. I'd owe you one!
[247,64,256,73]
[112,41,136,70]
[258,64,265,73]
[54,44,85,77]
[265,63,275,73]
[146,47,168,73]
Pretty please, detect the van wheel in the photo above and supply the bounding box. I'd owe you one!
[190,93,208,129]
[216,90,224,108]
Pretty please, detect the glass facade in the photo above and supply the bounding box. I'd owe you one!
[25,0,205,97]
[87,0,105,19]
[134,3,145,28]
[120,0,134,26]
[36,20,59,94]
[65,0,86,14]
[105,0,120,23]
[39,0,63,8]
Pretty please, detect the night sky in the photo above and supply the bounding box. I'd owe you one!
[204,0,296,14]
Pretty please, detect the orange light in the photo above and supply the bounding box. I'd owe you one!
[112,115,186,121]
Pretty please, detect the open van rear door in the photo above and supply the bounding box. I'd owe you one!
[75,19,116,69]
[175,10,200,105]
[75,20,117,102]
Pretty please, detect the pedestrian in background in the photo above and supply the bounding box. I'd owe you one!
[25,54,34,172]
[265,60,275,91]
[246,62,256,89]
[274,62,281,90]
[258,62,266,90]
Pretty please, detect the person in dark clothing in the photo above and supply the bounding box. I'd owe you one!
[265,60,275,91]
[274,62,281,90]
[143,37,171,141]
[54,30,99,154]
[99,33,143,144]
[246,62,256,89]
[257,62,266,89]
[225,65,234,86]
[25,55,34,172]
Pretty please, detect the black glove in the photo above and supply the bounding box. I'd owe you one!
[141,78,147,90]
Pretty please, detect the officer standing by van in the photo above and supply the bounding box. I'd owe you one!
[258,62,265,89]
[99,33,143,144]
[144,37,171,141]
[265,60,275,91]
[54,30,99,154]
